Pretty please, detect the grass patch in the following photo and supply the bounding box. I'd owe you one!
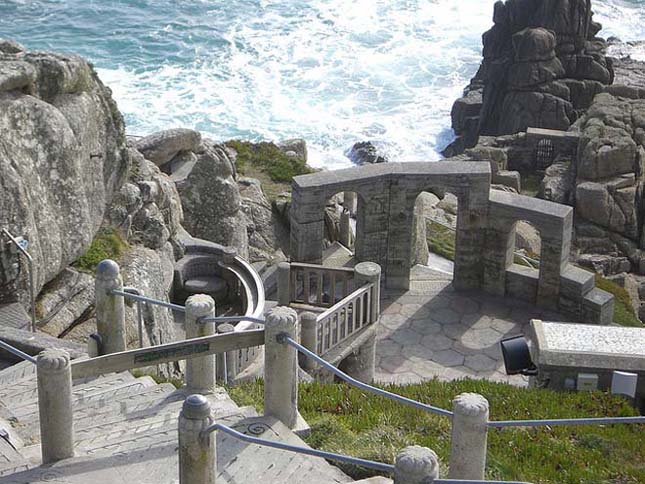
[426,220,456,261]
[595,275,643,327]
[520,172,542,197]
[226,140,314,183]
[72,228,126,273]
[228,379,644,483]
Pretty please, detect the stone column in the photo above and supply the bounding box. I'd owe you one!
[277,262,291,307]
[340,332,376,383]
[394,445,439,484]
[299,311,318,371]
[95,259,126,355]
[185,294,216,393]
[37,349,74,464]
[340,209,352,249]
[264,306,298,429]
[216,323,237,383]
[178,394,215,484]
[448,392,489,480]
[354,262,381,322]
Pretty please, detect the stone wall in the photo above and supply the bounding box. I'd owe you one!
[291,161,613,324]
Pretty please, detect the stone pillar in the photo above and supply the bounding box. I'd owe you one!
[394,445,439,484]
[339,209,352,249]
[344,191,357,216]
[339,332,376,383]
[216,323,237,383]
[37,349,74,464]
[448,392,489,480]
[185,294,216,393]
[277,262,291,307]
[290,185,325,263]
[95,259,126,355]
[300,311,318,371]
[354,262,381,322]
[264,306,298,429]
[178,394,215,484]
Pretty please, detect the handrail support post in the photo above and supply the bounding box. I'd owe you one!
[449,392,490,480]
[179,394,215,484]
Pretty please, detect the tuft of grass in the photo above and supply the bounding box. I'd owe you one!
[73,228,126,273]
[229,378,644,483]
[225,140,314,183]
[595,275,643,327]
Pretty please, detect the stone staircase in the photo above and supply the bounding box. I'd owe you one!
[0,362,354,484]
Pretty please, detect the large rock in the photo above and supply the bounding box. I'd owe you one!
[135,128,201,167]
[346,141,388,165]
[0,43,129,306]
[539,161,574,204]
[175,141,249,258]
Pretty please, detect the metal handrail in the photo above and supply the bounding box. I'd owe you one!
[1,228,36,332]
[200,316,265,325]
[202,422,395,473]
[110,289,186,313]
[282,336,453,418]
[0,339,37,364]
[489,416,645,428]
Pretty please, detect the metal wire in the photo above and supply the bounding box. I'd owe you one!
[202,422,395,473]
[283,336,453,418]
[0,339,37,364]
[489,416,645,428]
[199,316,265,325]
[110,289,186,313]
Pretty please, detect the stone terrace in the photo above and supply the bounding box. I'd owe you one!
[375,266,564,385]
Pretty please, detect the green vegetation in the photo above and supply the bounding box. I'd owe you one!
[226,140,314,183]
[228,379,644,484]
[595,274,643,327]
[72,228,127,273]
[426,220,456,261]
[520,172,542,197]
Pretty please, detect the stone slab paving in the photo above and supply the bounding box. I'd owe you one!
[375,266,564,386]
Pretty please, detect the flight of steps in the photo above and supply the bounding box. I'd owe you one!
[0,361,356,484]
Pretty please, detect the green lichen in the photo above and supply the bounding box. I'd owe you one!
[73,228,127,273]
[595,274,643,327]
[225,140,314,183]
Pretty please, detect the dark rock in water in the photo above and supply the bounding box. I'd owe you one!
[448,0,614,154]
[346,141,389,165]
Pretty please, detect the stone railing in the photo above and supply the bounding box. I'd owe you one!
[281,261,355,308]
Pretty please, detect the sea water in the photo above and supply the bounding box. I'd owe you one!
[1,0,644,169]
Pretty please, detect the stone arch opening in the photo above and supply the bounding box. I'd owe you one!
[411,190,459,281]
[505,220,543,303]
[324,191,359,260]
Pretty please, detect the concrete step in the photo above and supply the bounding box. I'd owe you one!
[0,437,25,474]
[9,415,352,484]
[11,375,156,419]
[0,361,36,386]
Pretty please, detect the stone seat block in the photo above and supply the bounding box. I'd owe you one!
[505,264,539,303]
[560,264,595,299]
[581,287,614,325]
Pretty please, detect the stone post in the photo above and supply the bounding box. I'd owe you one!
[95,259,126,355]
[340,332,376,383]
[277,262,291,307]
[448,392,490,480]
[394,445,439,484]
[339,209,353,249]
[299,311,318,371]
[216,323,237,383]
[354,262,381,322]
[178,394,215,484]
[264,306,298,429]
[37,349,74,464]
[344,191,357,216]
[185,294,216,393]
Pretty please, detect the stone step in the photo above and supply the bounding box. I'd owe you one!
[0,372,135,408]
[11,376,156,419]
[15,383,180,441]
[8,415,352,484]
[0,436,25,472]
[0,361,36,386]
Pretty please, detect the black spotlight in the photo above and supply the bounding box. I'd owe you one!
[500,335,538,376]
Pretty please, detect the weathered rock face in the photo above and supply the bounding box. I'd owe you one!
[447,0,613,153]
[0,41,129,306]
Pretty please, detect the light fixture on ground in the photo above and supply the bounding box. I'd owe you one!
[500,335,538,376]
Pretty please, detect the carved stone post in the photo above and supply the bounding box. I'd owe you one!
[394,445,440,484]
[264,306,298,428]
[449,392,490,480]
[95,259,126,355]
[179,394,215,484]
[354,262,381,322]
[216,323,237,383]
[37,349,74,463]
[185,294,216,393]
[277,262,291,307]
[299,311,318,371]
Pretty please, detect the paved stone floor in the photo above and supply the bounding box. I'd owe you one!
[374,266,565,386]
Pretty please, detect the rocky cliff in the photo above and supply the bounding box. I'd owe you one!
[447,0,614,154]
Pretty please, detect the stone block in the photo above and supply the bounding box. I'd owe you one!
[581,287,614,325]
[505,265,538,303]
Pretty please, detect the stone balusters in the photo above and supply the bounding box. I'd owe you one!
[185,294,216,393]
[37,349,74,463]
[264,306,299,429]
[95,259,126,355]
[178,394,215,484]
[354,262,381,322]
[448,392,490,479]
[216,323,237,383]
